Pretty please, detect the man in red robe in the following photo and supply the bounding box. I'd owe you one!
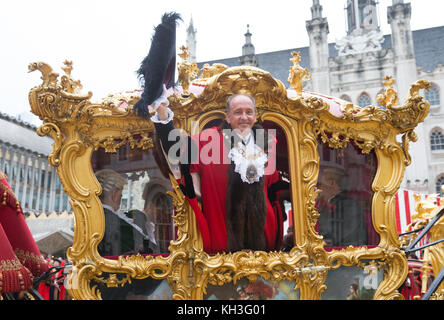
[151,93,283,254]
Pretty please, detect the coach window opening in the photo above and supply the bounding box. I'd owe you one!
[200,118,293,253]
[91,135,175,259]
[315,136,380,251]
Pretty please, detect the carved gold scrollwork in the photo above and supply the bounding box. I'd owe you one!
[387,79,431,132]
[427,208,444,294]
[402,203,444,296]
[60,60,84,94]
[178,45,199,96]
[90,134,153,153]
[194,248,316,299]
[199,63,228,79]
[401,130,418,166]
[377,75,399,108]
[92,272,131,288]
[167,174,203,252]
[118,254,173,280]
[302,96,329,111]
[28,62,59,88]
[67,263,102,300]
[37,122,63,167]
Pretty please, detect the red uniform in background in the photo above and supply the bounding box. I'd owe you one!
[37,259,66,300]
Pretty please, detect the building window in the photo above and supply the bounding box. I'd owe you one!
[20,167,25,180]
[12,164,17,180]
[340,94,352,103]
[4,162,9,176]
[358,93,371,108]
[431,130,444,151]
[436,176,444,196]
[346,0,356,33]
[425,84,440,107]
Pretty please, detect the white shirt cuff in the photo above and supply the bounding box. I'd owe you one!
[150,107,174,124]
[151,95,169,110]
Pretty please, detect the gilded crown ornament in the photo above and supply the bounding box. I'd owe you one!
[288,51,311,96]
[178,45,199,97]
[377,75,399,108]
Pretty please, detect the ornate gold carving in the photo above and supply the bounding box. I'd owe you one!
[28,62,59,87]
[340,103,357,121]
[389,79,431,132]
[101,91,142,110]
[92,272,131,288]
[91,134,153,153]
[195,249,329,299]
[60,60,84,94]
[170,67,289,121]
[403,201,444,295]
[199,63,228,79]
[288,51,311,96]
[430,291,444,300]
[412,193,439,221]
[191,63,229,88]
[178,45,199,96]
[377,75,399,108]
[37,123,63,166]
[167,174,203,253]
[349,77,430,134]
[28,53,430,300]
[28,61,92,123]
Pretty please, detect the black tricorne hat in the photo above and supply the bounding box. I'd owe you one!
[134,12,182,118]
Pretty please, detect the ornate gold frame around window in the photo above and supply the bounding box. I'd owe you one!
[28,50,431,300]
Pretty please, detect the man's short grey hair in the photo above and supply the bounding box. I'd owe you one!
[95,169,127,199]
[225,94,257,114]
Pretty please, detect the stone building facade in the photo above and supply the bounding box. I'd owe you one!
[190,0,444,195]
[0,112,174,254]
[0,112,70,214]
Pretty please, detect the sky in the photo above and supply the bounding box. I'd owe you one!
[1,0,443,123]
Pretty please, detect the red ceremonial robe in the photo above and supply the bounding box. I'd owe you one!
[0,222,34,294]
[188,127,280,254]
[0,171,48,294]
[0,172,49,278]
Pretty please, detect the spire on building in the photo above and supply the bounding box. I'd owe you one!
[387,0,411,24]
[311,0,323,19]
[306,0,330,94]
[186,16,197,62]
[345,0,380,34]
[242,24,254,56]
[239,24,258,67]
[306,0,329,37]
[387,0,415,64]
[385,0,416,103]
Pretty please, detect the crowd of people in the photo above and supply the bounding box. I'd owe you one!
[36,255,71,300]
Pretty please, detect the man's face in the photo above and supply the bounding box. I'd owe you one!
[226,95,257,134]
